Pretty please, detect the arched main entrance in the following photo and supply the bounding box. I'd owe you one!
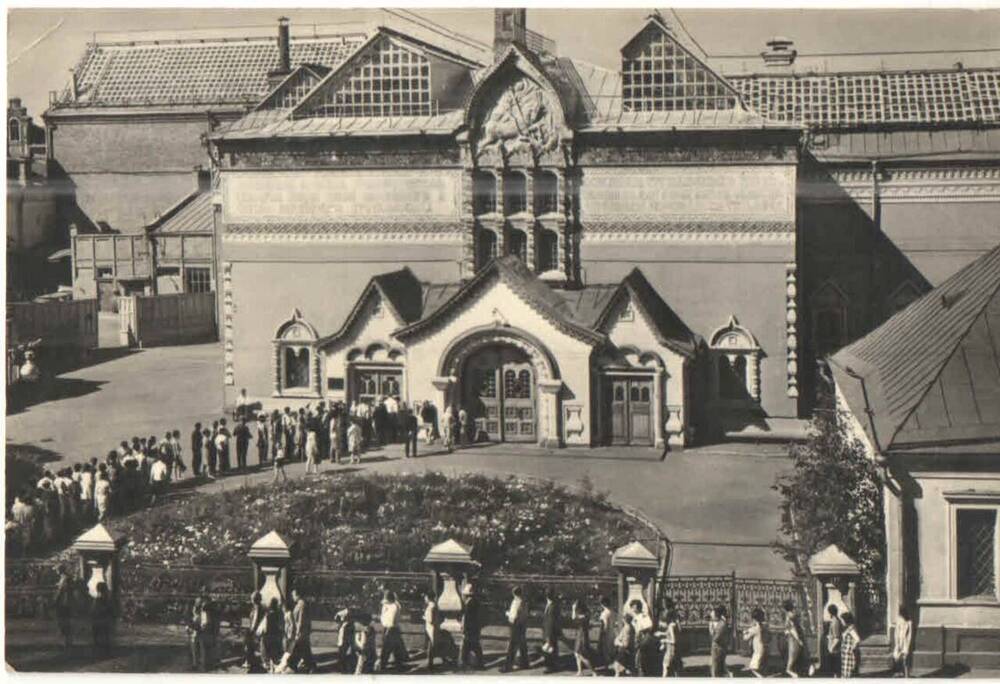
[462,345,536,442]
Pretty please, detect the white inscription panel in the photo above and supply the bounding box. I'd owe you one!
[580,166,795,221]
[223,169,463,223]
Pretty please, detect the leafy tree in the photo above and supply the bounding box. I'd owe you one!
[773,409,885,584]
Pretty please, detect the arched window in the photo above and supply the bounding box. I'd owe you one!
[473,171,497,215]
[8,118,21,143]
[477,227,498,269]
[535,171,559,215]
[709,315,762,403]
[811,281,849,356]
[284,347,310,388]
[507,227,527,262]
[503,172,527,215]
[537,228,559,273]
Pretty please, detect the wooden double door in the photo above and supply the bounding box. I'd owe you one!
[463,346,536,443]
[606,375,655,446]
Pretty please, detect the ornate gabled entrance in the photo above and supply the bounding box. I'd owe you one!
[463,345,536,442]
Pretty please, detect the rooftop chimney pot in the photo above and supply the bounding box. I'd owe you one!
[494,9,527,60]
[277,17,291,74]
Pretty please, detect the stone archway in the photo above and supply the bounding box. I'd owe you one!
[435,326,562,447]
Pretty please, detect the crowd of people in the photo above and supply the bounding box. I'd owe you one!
[6,390,477,558]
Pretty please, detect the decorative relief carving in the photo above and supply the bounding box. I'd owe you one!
[475,76,559,163]
[800,166,1000,204]
[578,144,792,166]
[582,230,794,244]
[785,263,799,399]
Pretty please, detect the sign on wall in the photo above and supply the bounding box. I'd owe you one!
[223,169,463,223]
[580,166,795,221]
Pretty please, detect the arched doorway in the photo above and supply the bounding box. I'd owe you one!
[462,344,536,442]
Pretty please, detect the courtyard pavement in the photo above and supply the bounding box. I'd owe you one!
[7,341,794,578]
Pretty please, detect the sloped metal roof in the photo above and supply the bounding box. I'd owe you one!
[830,243,1000,454]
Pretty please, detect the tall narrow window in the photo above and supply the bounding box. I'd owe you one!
[478,228,498,269]
[535,171,559,215]
[812,281,849,356]
[503,172,527,215]
[537,228,559,273]
[507,228,527,262]
[284,347,310,389]
[473,171,497,215]
[8,118,21,143]
[957,509,997,599]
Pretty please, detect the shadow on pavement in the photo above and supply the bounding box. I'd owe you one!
[7,377,107,415]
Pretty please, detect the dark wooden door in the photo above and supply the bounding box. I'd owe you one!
[501,361,535,443]
[609,378,629,445]
[464,347,536,443]
[629,379,653,446]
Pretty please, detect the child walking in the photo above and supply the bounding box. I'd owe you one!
[273,439,288,483]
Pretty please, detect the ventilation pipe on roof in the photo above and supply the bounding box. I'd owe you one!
[277,17,291,73]
[68,70,78,102]
[761,37,796,67]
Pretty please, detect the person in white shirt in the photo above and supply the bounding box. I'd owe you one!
[150,457,170,503]
[892,605,914,678]
[503,586,529,672]
[94,473,112,521]
[378,590,407,671]
[80,465,95,518]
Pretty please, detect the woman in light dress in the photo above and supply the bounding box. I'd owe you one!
[743,607,768,678]
[783,599,807,677]
[572,599,598,676]
[304,426,320,475]
[347,420,363,464]
[657,609,681,677]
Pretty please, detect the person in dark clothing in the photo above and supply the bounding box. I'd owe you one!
[217,419,232,472]
[336,410,349,464]
[459,584,484,669]
[191,423,203,477]
[541,587,562,673]
[400,404,419,458]
[234,418,252,471]
[372,401,389,447]
[91,581,113,658]
[54,565,74,649]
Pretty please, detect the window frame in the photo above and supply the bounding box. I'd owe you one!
[945,492,1000,604]
[8,118,21,143]
[184,266,213,294]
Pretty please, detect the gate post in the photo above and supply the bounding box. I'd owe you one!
[730,570,738,644]
[72,524,127,607]
[425,538,478,632]
[612,541,660,618]
[808,544,861,674]
[249,530,292,608]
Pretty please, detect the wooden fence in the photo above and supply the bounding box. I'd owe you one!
[119,291,216,348]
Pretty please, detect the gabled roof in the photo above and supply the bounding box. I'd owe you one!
[614,269,701,358]
[147,189,213,235]
[393,255,606,345]
[318,267,423,348]
[830,244,1000,455]
[728,68,1000,129]
[253,64,332,112]
[52,32,366,110]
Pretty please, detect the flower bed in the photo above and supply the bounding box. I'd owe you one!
[105,471,653,574]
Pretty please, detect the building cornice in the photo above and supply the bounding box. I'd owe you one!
[801,165,1000,204]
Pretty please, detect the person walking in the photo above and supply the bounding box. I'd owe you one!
[743,607,768,678]
[291,587,316,673]
[234,417,251,472]
[401,403,419,459]
[94,473,111,522]
[273,439,288,483]
[216,419,231,473]
[347,419,363,464]
[597,595,617,673]
[354,614,378,675]
[244,592,265,672]
[420,400,438,445]
[839,612,861,678]
[201,428,214,479]
[336,608,356,674]
[256,416,269,468]
[658,608,682,677]
[328,410,339,464]
[188,597,204,671]
[541,588,562,672]
[612,612,636,677]
[572,599,598,676]
[282,599,297,670]
[783,599,807,678]
[459,583,483,669]
[190,423,203,477]
[54,565,75,650]
[378,590,408,671]
[149,456,170,505]
[305,425,320,475]
[826,603,843,677]
[631,599,655,676]
[891,605,914,678]
[503,586,529,672]
[442,405,457,453]
[91,581,113,659]
[422,592,443,672]
[458,407,469,446]
[708,605,731,678]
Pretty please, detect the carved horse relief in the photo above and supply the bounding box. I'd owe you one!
[475,76,559,163]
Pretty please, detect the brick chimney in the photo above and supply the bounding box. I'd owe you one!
[761,37,796,67]
[267,17,292,88]
[494,9,527,59]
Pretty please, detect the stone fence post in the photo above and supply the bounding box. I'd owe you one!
[425,538,479,632]
[808,544,861,673]
[612,541,660,619]
[249,530,292,608]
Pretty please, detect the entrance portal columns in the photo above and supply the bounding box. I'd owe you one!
[431,375,456,413]
[654,368,665,450]
[537,379,562,448]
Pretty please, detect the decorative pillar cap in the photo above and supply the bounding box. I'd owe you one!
[431,376,457,390]
[73,524,126,553]
[537,379,562,394]
[807,544,860,576]
[611,541,659,570]
[249,530,292,560]
[425,538,474,565]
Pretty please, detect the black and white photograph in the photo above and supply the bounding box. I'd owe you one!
[4,3,1000,676]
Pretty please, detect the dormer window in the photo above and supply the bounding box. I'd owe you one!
[504,171,528,215]
[474,170,497,215]
[621,22,738,113]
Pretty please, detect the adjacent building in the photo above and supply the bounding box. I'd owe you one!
[830,244,1000,670]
